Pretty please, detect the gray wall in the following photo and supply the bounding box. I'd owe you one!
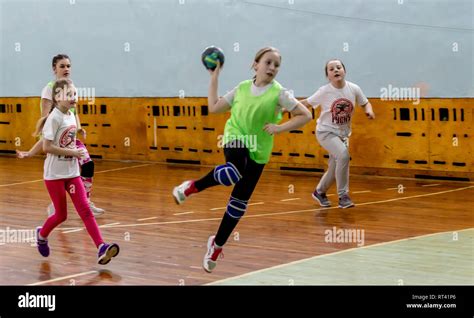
[1,0,472,97]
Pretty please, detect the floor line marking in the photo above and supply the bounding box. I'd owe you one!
[96,185,474,230]
[137,217,158,221]
[210,207,226,211]
[151,261,179,266]
[99,222,120,227]
[0,163,154,187]
[352,190,371,194]
[61,228,83,234]
[94,163,154,174]
[29,270,99,286]
[173,212,194,216]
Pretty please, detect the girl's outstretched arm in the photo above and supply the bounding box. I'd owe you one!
[16,139,45,158]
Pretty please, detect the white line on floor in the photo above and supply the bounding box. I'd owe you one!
[137,216,158,221]
[29,270,98,286]
[208,228,474,285]
[1,163,154,187]
[92,185,474,230]
[61,228,83,234]
[151,260,179,266]
[99,222,120,227]
[173,212,194,216]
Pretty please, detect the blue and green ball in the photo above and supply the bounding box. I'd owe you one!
[201,46,225,71]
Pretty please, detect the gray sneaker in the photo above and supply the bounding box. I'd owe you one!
[338,194,355,209]
[312,190,331,207]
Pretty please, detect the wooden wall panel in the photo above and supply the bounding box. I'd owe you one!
[1,97,472,179]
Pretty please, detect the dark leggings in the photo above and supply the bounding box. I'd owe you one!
[80,160,94,178]
[194,141,265,246]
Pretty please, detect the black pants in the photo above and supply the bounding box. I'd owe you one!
[195,141,265,200]
[194,141,265,246]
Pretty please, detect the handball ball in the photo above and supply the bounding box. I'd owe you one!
[201,46,225,71]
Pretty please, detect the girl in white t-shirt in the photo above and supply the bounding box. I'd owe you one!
[34,78,119,265]
[302,59,375,208]
[16,54,104,216]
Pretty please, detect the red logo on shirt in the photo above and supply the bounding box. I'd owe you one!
[331,98,353,125]
[59,126,77,149]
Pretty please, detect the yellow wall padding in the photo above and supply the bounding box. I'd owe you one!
[1,97,472,177]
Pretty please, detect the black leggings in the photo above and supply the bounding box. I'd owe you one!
[194,141,265,246]
[80,160,94,178]
[194,142,265,201]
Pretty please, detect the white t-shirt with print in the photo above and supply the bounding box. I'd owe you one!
[223,81,298,112]
[42,108,80,180]
[307,81,368,137]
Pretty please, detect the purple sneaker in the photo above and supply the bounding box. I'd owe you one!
[312,190,331,207]
[98,243,120,265]
[36,226,50,257]
[338,194,355,209]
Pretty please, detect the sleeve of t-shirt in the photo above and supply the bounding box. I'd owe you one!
[41,85,52,100]
[42,113,59,141]
[307,88,324,109]
[278,88,298,112]
[222,86,237,106]
[353,84,369,106]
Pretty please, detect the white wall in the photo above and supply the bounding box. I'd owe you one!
[1,0,472,97]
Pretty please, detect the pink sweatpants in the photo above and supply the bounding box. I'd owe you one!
[40,176,104,248]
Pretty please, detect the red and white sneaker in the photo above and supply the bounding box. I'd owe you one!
[172,180,195,205]
[203,235,223,273]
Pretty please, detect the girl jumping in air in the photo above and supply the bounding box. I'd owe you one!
[173,47,312,273]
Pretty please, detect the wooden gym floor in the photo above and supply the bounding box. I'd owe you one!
[0,156,472,285]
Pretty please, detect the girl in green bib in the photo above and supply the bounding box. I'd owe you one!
[173,47,312,273]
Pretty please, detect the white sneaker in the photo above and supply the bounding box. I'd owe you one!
[47,202,104,216]
[89,201,105,216]
[47,203,55,217]
[172,180,193,205]
[203,235,223,273]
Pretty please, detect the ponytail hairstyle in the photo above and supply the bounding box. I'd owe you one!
[252,47,281,80]
[33,78,74,136]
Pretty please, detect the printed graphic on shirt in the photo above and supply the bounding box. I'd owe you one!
[59,126,76,160]
[331,98,353,125]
